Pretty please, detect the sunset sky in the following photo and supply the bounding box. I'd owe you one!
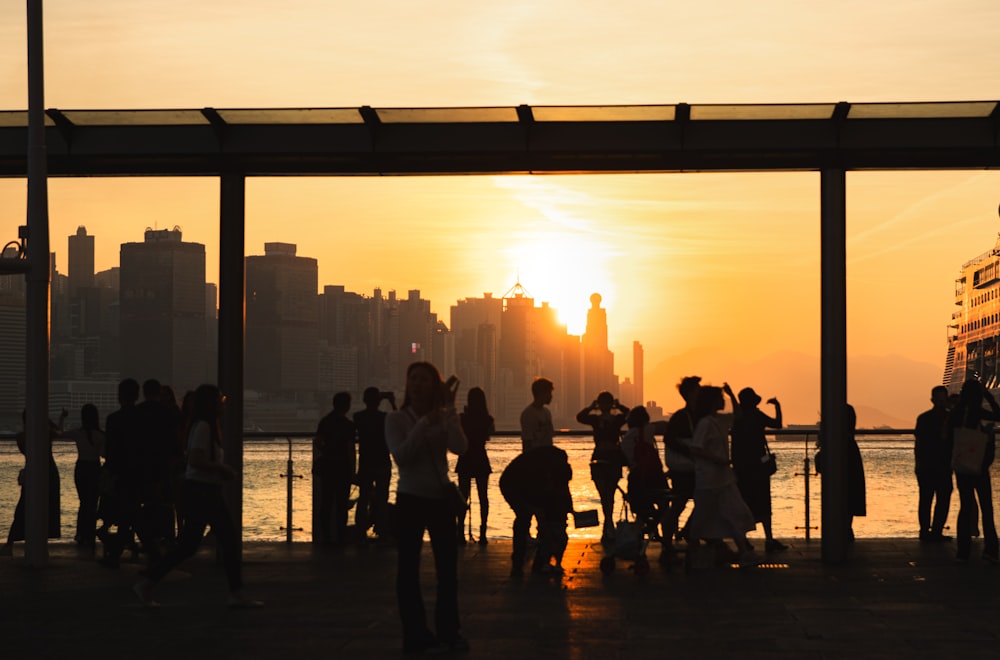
[2,1,1000,422]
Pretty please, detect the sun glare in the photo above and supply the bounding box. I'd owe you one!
[503,234,615,337]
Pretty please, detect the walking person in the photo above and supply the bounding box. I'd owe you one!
[133,384,262,608]
[686,384,758,568]
[386,362,468,654]
[66,403,106,550]
[457,387,493,545]
[660,375,701,562]
[948,378,1000,563]
[353,386,395,541]
[576,391,629,544]
[914,385,953,542]
[731,387,787,553]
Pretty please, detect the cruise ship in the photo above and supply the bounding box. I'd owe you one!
[944,218,1000,389]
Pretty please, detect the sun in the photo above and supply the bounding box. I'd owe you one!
[503,234,615,336]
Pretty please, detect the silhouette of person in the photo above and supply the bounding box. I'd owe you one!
[134,378,175,560]
[385,362,468,654]
[621,406,669,540]
[661,375,701,560]
[457,387,494,545]
[1,409,66,556]
[500,444,573,577]
[133,384,262,608]
[686,384,758,568]
[520,377,555,452]
[314,391,357,547]
[947,378,1000,563]
[158,384,185,544]
[914,385,953,542]
[844,403,867,541]
[66,403,105,549]
[353,386,396,542]
[576,391,629,543]
[731,387,787,553]
[99,378,145,568]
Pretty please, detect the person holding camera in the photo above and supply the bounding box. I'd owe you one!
[731,387,786,553]
[354,386,396,541]
[386,362,469,654]
[576,391,629,544]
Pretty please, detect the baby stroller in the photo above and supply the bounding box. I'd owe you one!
[598,450,671,576]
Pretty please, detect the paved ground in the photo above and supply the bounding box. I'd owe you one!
[2,536,1000,659]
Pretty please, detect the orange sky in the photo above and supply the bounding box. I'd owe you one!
[2,2,1000,422]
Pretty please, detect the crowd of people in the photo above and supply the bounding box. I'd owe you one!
[9,365,1000,653]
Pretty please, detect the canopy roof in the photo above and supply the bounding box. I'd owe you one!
[1,101,998,176]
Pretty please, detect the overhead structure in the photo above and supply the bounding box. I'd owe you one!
[3,101,999,564]
[0,101,998,176]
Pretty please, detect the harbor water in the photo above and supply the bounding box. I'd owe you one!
[0,435,990,544]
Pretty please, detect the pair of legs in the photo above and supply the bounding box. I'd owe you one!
[663,470,695,549]
[955,471,998,561]
[317,473,352,545]
[74,460,101,548]
[136,480,248,604]
[590,461,620,541]
[457,474,489,543]
[356,465,391,538]
[916,470,953,539]
[394,492,460,652]
[510,503,564,573]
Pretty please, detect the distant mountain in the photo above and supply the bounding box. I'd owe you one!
[645,348,939,428]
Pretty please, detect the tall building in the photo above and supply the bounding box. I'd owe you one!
[582,292,616,400]
[633,340,644,407]
[67,225,94,296]
[318,285,373,394]
[451,293,503,409]
[391,290,441,391]
[0,287,25,427]
[245,242,319,395]
[119,228,207,393]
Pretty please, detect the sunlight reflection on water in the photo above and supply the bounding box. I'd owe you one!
[0,435,991,543]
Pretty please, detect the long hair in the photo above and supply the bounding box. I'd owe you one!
[191,383,222,446]
[401,361,445,410]
[81,403,100,447]
[951,378,985,430]
[464,386,489,417]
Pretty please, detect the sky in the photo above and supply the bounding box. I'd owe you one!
[2,1,1000,422]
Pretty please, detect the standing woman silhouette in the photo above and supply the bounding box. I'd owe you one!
[386,362,469,654]
[457,386,494,545]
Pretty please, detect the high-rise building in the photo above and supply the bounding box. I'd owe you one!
[67,226,94,296]
[245,242,318,395]
[119,228,207,393]
[582,292,616,400]
[451,293,503,408]
[391,290,441,391]
[0,287,25,427]
[633,340,644,407]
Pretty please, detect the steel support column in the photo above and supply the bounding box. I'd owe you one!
[820,167,849,563]
[219,173,245,557]
[24,0,50,568]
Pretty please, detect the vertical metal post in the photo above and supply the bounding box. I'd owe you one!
[219,173,245,557]
[24,0,50,568]
[820,168,849,563]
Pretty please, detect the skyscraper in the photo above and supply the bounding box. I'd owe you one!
[451,293,503,408]
[582,292,616,400]
[120,228,207,393]
[67,225,94,297]
[245,242,319,395]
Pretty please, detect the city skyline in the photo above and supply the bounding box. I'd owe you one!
[2,2,1000,425]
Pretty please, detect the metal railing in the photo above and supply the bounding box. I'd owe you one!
[2,426,917,543]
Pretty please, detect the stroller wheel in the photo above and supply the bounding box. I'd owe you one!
[600,556,616,574]
[633,556,650,576]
